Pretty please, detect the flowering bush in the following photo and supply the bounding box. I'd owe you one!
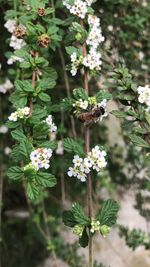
[1,0,150,267]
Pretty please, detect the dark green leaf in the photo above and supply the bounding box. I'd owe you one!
[63,138,84,157]
[79,228,89,248]
[7,166,23,180]
[36,172,57,188]
[98,199,119,227]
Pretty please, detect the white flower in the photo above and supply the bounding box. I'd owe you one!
[30,148,52,170]
[137,85,150,107]
[8,107,30,121]
[0,79,13,94]
[70,52,83,76]
[63,0,88,19]
[0,125,8,134]
[86,27,104,49]
[88,15,100,28]
[56,140,64,155]
[83,48,102,71]
[73,155,83,166]
[8,112,18,122]
[7,55,24,65]
[45,115,57,140]
[4,19,17,33]
[10,35,26,50]
[68,146,107,182]
[74,99,88,110]
[4,147,12,155]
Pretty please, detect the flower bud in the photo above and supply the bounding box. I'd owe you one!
[88,96,97,105]
[38,34,51,48]
[14,25,26,38]
[100,225,110,237]
[73,225,84,237]
[37,8,45,16]
[75,33,82,41]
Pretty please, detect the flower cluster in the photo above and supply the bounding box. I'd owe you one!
[90,219,101,233]
[70,52,83,76]
[8,107,30,121]
[63,1,104,74]
[83,48,102,71]
[73,224,84,237]
[45,115,57,140]
[73,99,88,110]
[30,148,53,170]
[86,15,104,49]
[90,219,110,237]
[4,19,25,64]
[137,85,150,107]
[0,79,13,94]
[68,146,107,182]
[63,0,94,19]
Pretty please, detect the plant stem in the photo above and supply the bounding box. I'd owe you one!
[80,20,93,267]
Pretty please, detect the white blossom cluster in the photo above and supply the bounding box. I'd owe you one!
[0,79,13,94]
[83,48,102,71]
[30,148,52,170]
[63,0,94,19]
[68,146,107,182]
[45,115,57,140]
[8,107,30,121]
[63,1,104,74]
[86,15,104,49]
[70,52,83,76]
[90,219,101,233]
[73,99,88,110]
[4,19,25,64]
[137,85,150,107]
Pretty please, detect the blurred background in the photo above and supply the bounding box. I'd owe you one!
[0,0,150,266]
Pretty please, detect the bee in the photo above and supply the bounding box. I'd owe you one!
[78,105,106,126]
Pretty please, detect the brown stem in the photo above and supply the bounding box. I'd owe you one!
[29,51,39,116]
[80,19,93,267]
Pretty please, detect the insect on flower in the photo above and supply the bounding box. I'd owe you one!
[78,105,106,126]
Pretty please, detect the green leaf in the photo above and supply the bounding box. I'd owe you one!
[20,140,34,160]
[33,122,49,140]
[7,166,23,180]
[63,138,84,157]
[6,120,20,129]
[79,228,89,248]
[145,112,150,126]
[129,134,149,148]
[37,140,57,150]
[15,80,33,92]
[72,203,90,226]
[36,172,57,188]
[63,210,77,227]
[111,110,127,119]
[61,98,74,111]
[96,91,112,102]
[73,88,88,101]
[11,129,27,142]
[38,92,51,102]
[65,46,78,55]
[27,181,40,200]
[98,199,119,227]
